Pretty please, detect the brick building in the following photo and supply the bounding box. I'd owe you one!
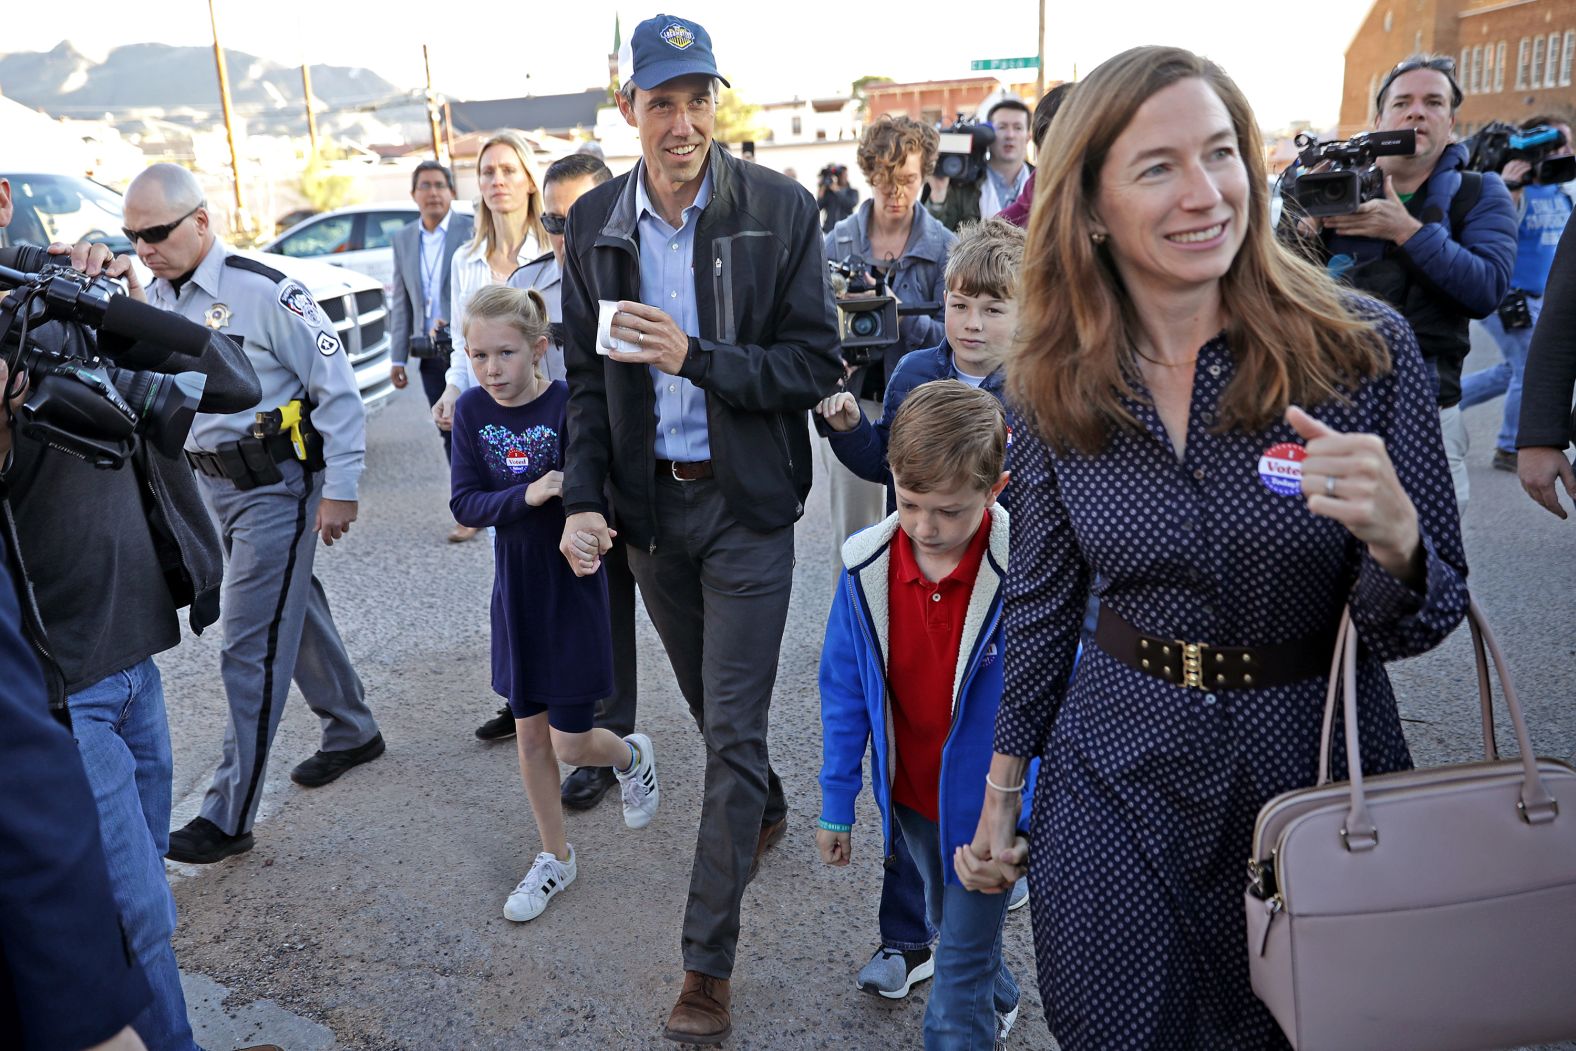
[1340,0,1576,134]
[863,77,1040,125]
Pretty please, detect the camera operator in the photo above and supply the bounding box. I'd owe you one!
[924,98,1033,230]
[818,164,857,233]
[126,164,385,868]
[1460,114,1573,473]
[1293,55,1517,508]
[823,116,954,544]
[0,173,262,1050]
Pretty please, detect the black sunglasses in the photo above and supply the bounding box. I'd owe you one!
[122,203,202,246]
[1376,57,1463,109]
[541,212,567,235]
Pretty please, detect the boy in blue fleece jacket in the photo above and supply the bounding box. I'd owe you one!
[817,380,1035,1049]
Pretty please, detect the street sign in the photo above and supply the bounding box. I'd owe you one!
[971,57,1040,71]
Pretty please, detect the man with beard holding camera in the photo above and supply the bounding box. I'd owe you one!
[0,174,262,1050]
[1301,55,1516,508]
[558,13,841,1043]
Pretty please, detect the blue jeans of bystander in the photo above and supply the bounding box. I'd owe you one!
[1461,297,1542,454]
[70,657,201,1051]
[895,803,1019,1050]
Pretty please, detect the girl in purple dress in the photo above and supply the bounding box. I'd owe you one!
[451,285,660,923]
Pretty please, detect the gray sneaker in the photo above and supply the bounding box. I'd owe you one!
[855,945,934,999]
[1007,876,1029,912]
[997,1002,1021,1044]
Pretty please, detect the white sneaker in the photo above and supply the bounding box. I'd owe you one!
[1007,876,1030,912]
[615,732,659,829]
[996,1002,1020,1043]
[503,847,576,922]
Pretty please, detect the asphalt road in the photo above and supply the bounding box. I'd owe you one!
[160,335,1575,1051]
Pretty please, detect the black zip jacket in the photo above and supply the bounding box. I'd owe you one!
[1517,219,1576,450]
[1,318,261,711]
[560,145,842,550]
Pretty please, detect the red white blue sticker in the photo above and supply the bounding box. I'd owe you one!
[1258,442,1305,496]
[506,449,529,474]
[1005,424,1013,449]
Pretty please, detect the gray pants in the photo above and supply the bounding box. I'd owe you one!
[626,475,793,979]
[198,461,379,835]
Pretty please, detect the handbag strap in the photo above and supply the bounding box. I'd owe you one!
[1317,596,1559,852]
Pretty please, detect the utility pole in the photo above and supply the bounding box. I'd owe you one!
[442,99,456,164]
[301,63,320,156]
[1035,0,1046,99]
[208,0,249,236]
[423,45,444,164]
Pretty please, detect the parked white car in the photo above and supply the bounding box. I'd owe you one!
[263,201,474,295]
[0,171,397,413]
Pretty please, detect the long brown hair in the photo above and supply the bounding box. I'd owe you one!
[1011,46,1389,454]
[468,130,549,261]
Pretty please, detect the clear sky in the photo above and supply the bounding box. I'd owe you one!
[6,0,1378,129]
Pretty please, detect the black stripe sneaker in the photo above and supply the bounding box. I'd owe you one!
[504,846,576,922]
[615,732,660,829]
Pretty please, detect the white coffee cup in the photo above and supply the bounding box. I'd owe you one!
[597,299,641,357]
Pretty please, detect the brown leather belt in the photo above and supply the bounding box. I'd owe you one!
[656,458,714,482]
[1093,605,1337,691]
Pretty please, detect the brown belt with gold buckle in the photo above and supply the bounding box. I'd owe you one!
[1093,605,1336,691]
[656,458,714,482]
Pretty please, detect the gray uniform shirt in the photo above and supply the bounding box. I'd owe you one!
[149,238,367,501]
[506,251,565,382]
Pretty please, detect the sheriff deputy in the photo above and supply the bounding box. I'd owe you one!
[127,163,385,866]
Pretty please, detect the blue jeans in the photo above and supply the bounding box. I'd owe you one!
[879,778,935,950]
[1461,297,1541,454]
[70,658,201,1051]
[895,804,1019,1051]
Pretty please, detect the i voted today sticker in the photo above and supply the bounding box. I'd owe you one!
[1258,442,1306,496]
[506,449,529,475]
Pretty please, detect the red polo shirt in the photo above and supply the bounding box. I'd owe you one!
[887,511,992,823]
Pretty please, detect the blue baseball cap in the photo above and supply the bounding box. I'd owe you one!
[618,14,730,91]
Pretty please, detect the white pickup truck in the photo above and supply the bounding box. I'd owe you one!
[0,170,397,413]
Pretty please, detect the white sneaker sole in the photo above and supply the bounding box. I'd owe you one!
[857,954,935,999]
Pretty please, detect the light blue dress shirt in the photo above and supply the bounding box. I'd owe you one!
[419,215,450,332]
[635,164,713,461]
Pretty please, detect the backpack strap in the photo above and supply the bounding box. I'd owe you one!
[1447,170,1483,233]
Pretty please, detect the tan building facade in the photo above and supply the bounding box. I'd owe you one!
[1340,0,1576,135]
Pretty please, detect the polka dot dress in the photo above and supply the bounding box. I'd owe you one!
[994,301,1470,1050]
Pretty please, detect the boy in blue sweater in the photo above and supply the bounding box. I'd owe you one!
[817,218,1024,511]
[817,381,1034,1049]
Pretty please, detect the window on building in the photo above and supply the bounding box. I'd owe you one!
[791,116,802,136]
[816,129,827,141]
[1532,35,1544,88]
[1518,38,1530,89]
[1563,30,1575,86]
[1495,41,1506,92]
[1383,9,1392,31]
[1460,48,1472,91]
[1547,32,1561,87]
[1483,43,1495,93]
[1472,45,1484,93]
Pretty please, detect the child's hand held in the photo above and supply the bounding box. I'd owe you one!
[525,470,565,508]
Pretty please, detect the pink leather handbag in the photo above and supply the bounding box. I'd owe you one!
[1246,599,1576,1051]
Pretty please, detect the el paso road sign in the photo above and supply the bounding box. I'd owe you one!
[971,57,1040,70]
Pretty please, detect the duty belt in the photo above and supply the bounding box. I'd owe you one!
[1093,605,1337,691]
[185,435,299,490]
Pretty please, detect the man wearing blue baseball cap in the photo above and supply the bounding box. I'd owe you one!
[556,11,841,1046]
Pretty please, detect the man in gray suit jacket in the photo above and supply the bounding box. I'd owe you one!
[390,160,475,464]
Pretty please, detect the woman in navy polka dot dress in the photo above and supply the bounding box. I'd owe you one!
[953,48,1470,1049]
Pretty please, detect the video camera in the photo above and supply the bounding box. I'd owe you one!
[0,243,211,470]
[408,326,453,361]
[818,164,848,190]
[1285,129,1417,217]
[935,117,996,185]
[1464,122,1575,188]
[826,255,943,368]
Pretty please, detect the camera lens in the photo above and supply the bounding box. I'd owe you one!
[938,155,964,180]
[849,312,880,339]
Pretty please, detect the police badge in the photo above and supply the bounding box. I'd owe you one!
[204,303,232,330]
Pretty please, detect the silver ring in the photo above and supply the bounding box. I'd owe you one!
[1325,474,1337,497]
[638,332,645,344]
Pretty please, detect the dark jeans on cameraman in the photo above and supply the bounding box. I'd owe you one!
[417,356,452,461]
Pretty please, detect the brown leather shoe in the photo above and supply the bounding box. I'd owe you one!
[747,816,787,884]
[663,970,731,1045]
[448,523,479,543]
